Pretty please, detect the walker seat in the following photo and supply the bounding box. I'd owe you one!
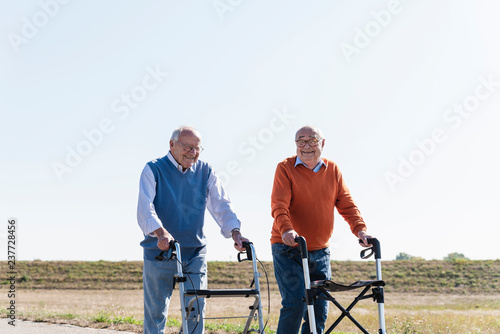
[311,279,385,292]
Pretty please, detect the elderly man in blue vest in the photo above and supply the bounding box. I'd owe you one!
[137,126,249,334]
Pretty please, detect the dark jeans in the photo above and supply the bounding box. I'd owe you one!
[272,243,331,334]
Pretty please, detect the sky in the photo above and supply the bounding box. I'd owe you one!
[1,1,499,262]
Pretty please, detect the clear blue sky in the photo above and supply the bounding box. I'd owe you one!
[1,1,499,262]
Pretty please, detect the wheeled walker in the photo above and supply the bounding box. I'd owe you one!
[296,236,386,334]
[156,240,265,333]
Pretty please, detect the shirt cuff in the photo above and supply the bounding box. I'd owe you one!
[276,213,293,235]
[352,223,367,237]
[221,219,241,238]
[143,217,163,237]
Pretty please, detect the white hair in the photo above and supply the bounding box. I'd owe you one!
[170,125,202,142]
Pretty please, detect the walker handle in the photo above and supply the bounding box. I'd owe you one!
[155,240,177,261]
[359,238,382,259]
[295,236,308,259]
[237,241,253,262]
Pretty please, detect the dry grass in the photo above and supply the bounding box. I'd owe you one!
[5,259,500,294]
[2,259,499,332]
[3,289,500,333]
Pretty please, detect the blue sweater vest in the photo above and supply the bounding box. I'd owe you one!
[140,155,212,260]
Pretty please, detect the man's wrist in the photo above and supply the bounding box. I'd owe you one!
[231,228,241,236]
[154,227,169,239]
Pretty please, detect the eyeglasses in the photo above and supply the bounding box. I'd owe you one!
[295,138,321,147]
[177,141,204,153]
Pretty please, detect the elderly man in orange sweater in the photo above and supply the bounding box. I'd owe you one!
[271,125,373,334]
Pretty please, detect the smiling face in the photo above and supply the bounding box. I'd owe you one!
[295,126,325,169]
[169,129,202,170]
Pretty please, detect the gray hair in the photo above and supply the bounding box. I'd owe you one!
[170,126,202,142]
[295,125,324,140]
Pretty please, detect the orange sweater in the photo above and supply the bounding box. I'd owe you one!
[271,156,366,250]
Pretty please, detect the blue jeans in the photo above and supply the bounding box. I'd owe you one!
[272,243,331,334]
[143,247,207,334]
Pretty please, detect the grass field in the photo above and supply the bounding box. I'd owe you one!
[1,259,500,333]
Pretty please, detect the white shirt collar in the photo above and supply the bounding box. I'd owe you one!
[167,151,190,173]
